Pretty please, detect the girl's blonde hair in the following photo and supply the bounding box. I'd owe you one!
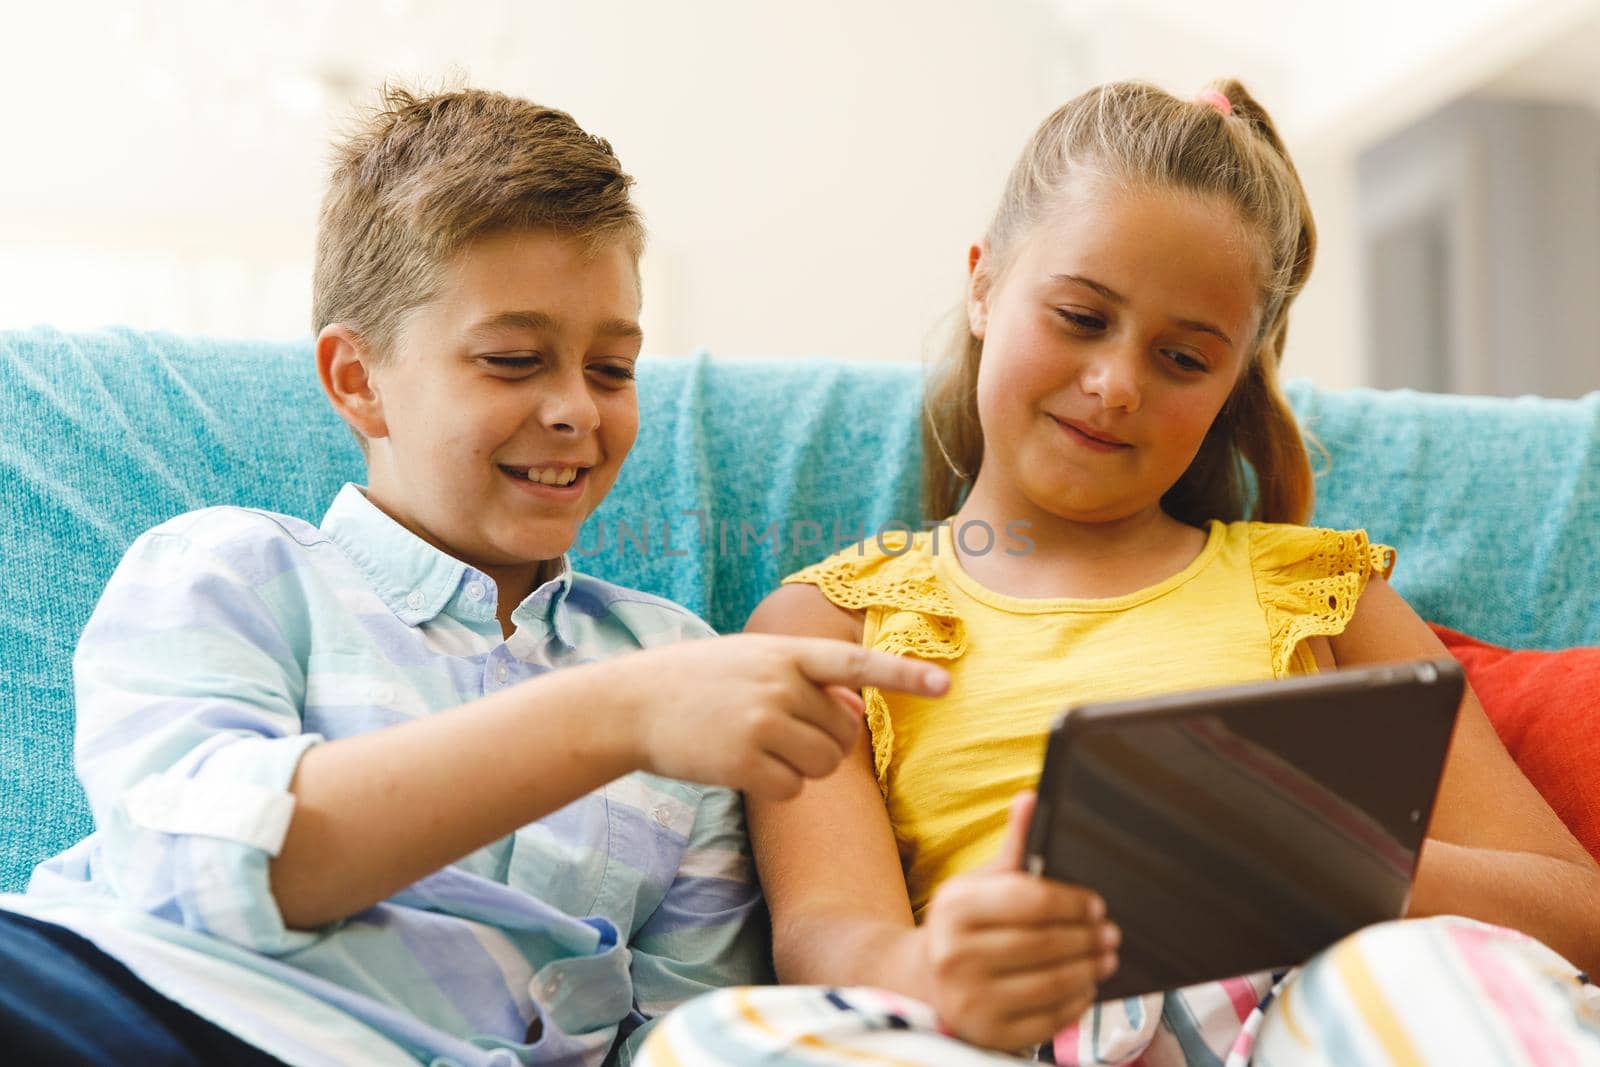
[923,79,1316,526]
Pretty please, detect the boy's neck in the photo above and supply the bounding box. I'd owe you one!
[487,556,567,639]
[354,483,566,635]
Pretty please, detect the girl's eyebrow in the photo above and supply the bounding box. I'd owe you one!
[1053,272,1124,304]
[1051,273,1234,347]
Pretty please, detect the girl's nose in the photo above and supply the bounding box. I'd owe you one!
[1080,349,1142,413]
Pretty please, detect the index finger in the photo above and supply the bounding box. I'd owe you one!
[789,638,950,697]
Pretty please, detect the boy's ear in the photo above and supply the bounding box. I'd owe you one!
[966,241,993,341]
[316,325,388,440]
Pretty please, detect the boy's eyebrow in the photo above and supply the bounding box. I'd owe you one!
[466,310,644,342]
[1051,272,1234,347]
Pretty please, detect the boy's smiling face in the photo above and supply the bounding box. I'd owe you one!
[320,228,642,612]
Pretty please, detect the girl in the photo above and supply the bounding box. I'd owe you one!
[639,81,1600,1066]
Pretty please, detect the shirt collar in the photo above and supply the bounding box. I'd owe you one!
[320,483,576,645]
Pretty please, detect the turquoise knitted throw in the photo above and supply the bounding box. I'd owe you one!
[3,327,1597,890]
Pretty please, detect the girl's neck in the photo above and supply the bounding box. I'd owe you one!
[949,477,1209,601]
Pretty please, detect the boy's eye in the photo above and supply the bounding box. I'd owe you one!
[482,354,540,370]
[591,363,636,383]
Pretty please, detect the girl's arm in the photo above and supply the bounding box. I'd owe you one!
[1327,576,1600,974]
[743,586,923,989]
[746,584,1115,1052]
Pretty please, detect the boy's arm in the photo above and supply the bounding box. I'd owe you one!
[80,522,941,942]
[72,525,324,954]
[72,522,637,950]
[269,664,639,928]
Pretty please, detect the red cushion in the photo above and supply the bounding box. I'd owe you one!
[1430,623,1600,864]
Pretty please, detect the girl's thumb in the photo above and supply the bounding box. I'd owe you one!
[988,790,1039,872]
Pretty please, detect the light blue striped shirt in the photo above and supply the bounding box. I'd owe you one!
[5,483,768,1066]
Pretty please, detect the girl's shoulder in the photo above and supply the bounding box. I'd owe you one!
[775,531,965,662]
[774,533,964,794]
[780,530,950,617]
[1229,521,1397,675]
[1232,520,1395,582]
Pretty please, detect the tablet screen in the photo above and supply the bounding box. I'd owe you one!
[1029,660,1462,1000]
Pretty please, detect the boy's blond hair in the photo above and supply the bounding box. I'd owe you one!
[313,85,645,362]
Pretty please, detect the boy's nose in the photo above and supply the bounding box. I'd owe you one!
[540,376,601,435]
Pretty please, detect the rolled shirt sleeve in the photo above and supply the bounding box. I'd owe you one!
[69,519,324,955]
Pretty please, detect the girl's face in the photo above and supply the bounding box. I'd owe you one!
[967,174,1263,527]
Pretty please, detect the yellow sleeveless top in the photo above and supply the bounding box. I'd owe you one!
[783,520,1395,920]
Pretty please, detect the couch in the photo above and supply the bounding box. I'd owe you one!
[2,326,1598,892]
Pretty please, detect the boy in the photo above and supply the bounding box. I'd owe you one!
[0,86,946,1066]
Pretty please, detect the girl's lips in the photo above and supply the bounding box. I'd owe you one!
[498,465,589,500]
[1052,416,1132,452]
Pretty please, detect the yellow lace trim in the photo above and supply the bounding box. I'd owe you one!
[783,537,967,796]
[1257,527,1397,677]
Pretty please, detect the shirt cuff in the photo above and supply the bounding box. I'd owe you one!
[112,733,326,955]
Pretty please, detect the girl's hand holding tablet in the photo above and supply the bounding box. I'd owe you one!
[913,791,1119,1051]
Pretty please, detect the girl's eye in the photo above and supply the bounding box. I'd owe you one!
[1056,309,1105,332]
[1165,350,1207,373]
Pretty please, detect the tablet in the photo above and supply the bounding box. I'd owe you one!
[1023,658,1464,1002]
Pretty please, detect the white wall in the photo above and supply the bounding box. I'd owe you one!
[0,0,1073,363]
[3,0,1597,389]
[1045,0,1600,389]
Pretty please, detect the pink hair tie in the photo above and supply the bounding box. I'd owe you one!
[1197,89,1233,117]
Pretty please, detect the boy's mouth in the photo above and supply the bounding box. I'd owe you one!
[498,465,589,489]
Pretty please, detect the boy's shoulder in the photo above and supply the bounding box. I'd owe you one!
[127,505,332,586]
[562,570,716,642]
[145,504,326,544]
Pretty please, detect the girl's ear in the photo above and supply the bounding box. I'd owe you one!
[966,241,994,341]
[316,324,389,440]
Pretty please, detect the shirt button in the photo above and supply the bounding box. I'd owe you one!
[651,805,671,827]
[405,589,425,610]
[542,974,562,997]
[495,661,510,685]
[465,581,487,602]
